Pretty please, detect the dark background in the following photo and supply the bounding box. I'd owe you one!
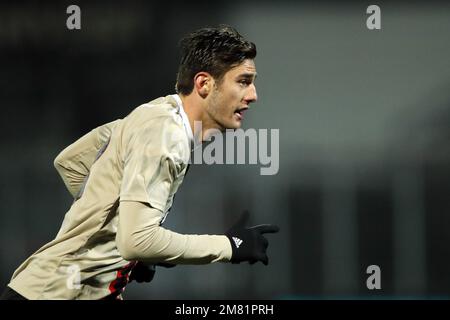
[1,0,450,299]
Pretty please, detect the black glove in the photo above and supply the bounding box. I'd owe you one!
[225,211,279,265]
[129,262,155,283]
[129,262,176,283]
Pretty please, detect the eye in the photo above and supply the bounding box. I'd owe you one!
[239,79,251,86]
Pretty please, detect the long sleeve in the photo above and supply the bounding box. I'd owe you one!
[54,120,120,198]
[116,201,232,265]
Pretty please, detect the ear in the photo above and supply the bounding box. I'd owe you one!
[193,72,213,98]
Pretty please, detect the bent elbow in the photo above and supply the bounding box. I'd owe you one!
[116,202,166,262]
[116,227,158,261]
[116,235,140,261]
[116,227,168,262]
[53,156,62,171]
[119,249,140,262]
[53,151,68,173]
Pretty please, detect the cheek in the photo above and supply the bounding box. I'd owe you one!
[216,92,235,112]
[224,87,242,105]
[212,85,242,116]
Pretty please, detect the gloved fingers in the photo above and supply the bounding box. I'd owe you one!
[134,261,155,270]
[251,224,280,234]
[260,253,269,266]
[129,263,156,283]
[133,270,155,283]
[251,252,269,266]
[260,235,269,249]
[137,274,154,283]
[131,271,155,283]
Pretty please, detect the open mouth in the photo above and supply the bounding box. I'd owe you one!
[234,107,248,120]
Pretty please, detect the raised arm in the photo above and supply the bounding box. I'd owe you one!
[54,120,120,198]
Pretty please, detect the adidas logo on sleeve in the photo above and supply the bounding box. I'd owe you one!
[232,237,243,248]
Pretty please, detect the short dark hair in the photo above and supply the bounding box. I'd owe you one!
[175,25,257,95]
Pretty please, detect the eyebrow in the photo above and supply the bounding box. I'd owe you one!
[237,73,258,80]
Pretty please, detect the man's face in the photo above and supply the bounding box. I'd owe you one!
[205,59,258,130]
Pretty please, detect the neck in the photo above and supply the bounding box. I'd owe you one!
[179,93,221,143]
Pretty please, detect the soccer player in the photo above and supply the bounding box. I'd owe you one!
[0,25,279,300]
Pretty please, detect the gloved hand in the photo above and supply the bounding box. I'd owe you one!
[129,262,155,283]
[225,211,279,265]
[129,262,177,283]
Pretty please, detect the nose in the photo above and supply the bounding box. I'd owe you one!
[244,84,258,104]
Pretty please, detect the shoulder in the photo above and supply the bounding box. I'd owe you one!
[122,97,190,164]
[126,96,184,131]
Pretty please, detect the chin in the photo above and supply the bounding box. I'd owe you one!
[218,116,242,130]
[226,121,242,130]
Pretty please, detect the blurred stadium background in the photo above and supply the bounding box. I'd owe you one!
[1,0,450,299]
